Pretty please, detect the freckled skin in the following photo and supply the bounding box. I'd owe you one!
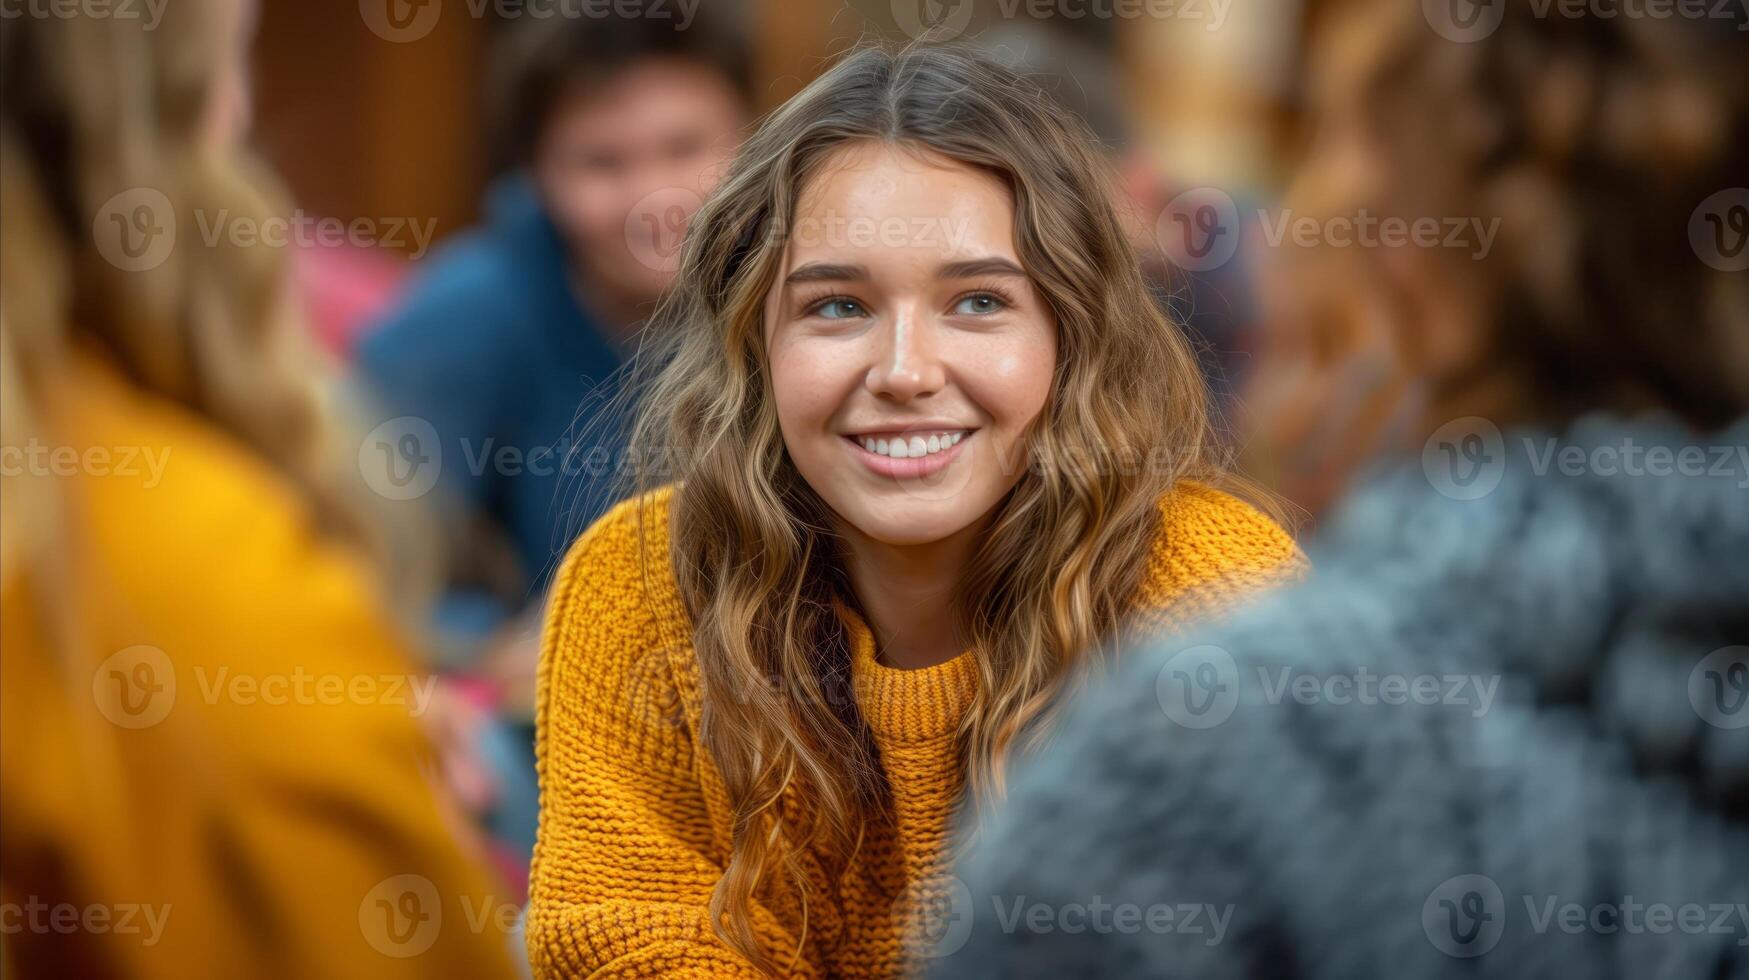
[763,142,1058,547]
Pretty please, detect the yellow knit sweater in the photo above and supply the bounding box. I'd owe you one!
[528,483,1304,977]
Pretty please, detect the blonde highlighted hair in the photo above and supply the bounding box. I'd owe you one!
[1,3,428,629]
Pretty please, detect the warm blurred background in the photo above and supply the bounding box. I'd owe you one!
[3,0,1744,976]
[254,0,1307,253]
[251,0,1323,353]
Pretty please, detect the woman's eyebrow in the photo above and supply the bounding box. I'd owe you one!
[937,257,1026,280]
[784,262,867,286]
[781,256,1027,287]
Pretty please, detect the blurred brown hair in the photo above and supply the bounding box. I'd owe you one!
[1249,0,1749,512]
[486,6,753,173]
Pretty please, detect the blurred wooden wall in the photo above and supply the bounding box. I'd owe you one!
[252,1,487,245]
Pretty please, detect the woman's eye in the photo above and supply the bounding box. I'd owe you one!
[813,298,865,319]
[953,293,1005,315]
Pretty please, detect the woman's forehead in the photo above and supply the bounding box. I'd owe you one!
[783,142,1019,271]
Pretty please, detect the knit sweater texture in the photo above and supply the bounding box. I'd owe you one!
[527,481,1304,977]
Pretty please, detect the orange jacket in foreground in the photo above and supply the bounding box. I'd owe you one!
[528,482,1304,977]
[0,351,517,979]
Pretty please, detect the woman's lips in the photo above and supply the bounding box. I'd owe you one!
[843,430,973,479]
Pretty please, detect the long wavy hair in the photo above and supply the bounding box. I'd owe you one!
[612,42,1229,967]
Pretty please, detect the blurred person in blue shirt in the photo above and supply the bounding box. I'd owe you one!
[354,10,751,867]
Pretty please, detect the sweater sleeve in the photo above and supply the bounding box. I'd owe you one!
[525,497,811,978]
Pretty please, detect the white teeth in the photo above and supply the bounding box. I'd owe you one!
[854,430,969,459]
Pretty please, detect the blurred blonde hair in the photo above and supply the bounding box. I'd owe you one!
[608,42,1253,971]
[0,4,421,611]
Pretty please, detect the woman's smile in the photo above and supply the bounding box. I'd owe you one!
[842,428,975,478]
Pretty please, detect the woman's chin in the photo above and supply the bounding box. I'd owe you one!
[837,501,982,548]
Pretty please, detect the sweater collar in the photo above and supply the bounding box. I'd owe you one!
[831,597,978,744]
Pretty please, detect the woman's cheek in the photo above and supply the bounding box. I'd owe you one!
[766,342,808,441]
[974,333,1055,431]
[769,339,842,443]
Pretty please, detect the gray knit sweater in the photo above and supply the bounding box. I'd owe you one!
[931,415,1749,979]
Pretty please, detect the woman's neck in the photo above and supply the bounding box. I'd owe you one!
[840,520,984,671]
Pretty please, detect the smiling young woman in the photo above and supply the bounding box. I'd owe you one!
[525,44,1306,978]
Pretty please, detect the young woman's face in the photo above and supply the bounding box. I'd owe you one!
[763,141,1057,546]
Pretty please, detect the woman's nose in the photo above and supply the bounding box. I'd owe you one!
[863,307,946,402]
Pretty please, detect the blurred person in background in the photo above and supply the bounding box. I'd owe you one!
[351,10,752,869]
[1239,0,1746,517]
[939,0,1749,976]
[0,2,515,976]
